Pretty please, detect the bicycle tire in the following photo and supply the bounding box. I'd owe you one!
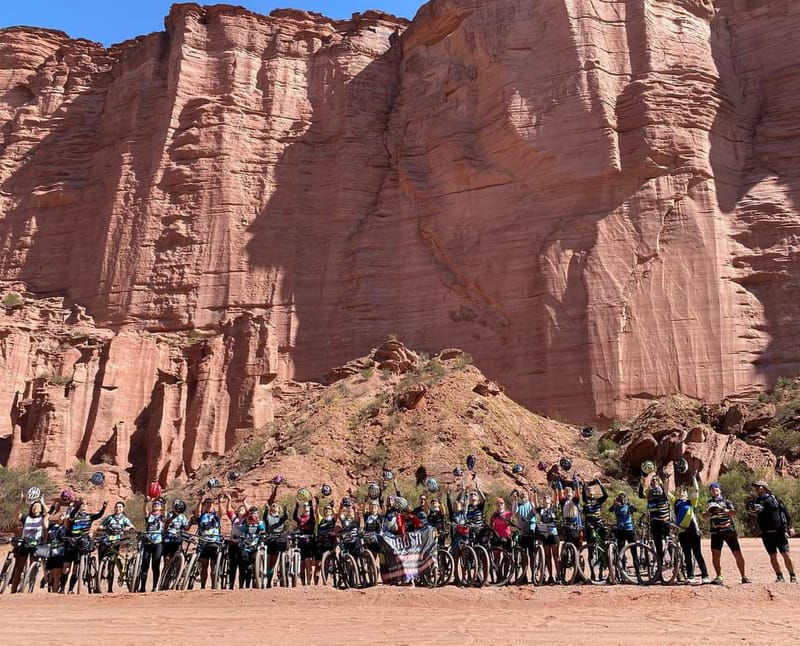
[472,545,490,588]
[531,544,546,586]
[291,550,301,588]
[559,542,579,585]
[606,543,618,585]
[436,549,454,587]
[99,557,113,592]
[0,553,14,594]
[340,554,359,590]
[320,550,336,587]
[210,549,223,589]
[455,545,477,587]
[22,560,42,594]
[179,552,198,591]
[617,541,658,585]
[72,554,84,594]
[583,543,611,585]
[488,548,513,587]
[660,541,681,585]
[127,551,142,592]
[510,545,529,585]
[159,553,185,591]
[359,550,377,588]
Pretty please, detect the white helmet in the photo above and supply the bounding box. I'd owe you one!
[26,487,41,504]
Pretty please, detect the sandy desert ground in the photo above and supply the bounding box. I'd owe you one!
[1,538,798,645]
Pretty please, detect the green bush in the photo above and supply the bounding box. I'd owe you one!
[0,466,57,531]
[764,428,800,457]
[0,292,23,310]
[67,459,91,489]
[234,437,265,471]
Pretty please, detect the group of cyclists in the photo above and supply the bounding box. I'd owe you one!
[1,455,796,594]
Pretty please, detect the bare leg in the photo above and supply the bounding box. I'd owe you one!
[732,550,747,578]
[711,549,722,578]
[781,551,795,576]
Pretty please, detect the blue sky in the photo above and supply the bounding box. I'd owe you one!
[0,1,425,45]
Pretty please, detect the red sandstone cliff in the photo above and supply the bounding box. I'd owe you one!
[0,1,799,485]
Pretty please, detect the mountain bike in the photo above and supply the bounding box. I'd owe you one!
[159,535,192,591]
[18,540,49,594]
[178,533,224,590]
[97,533,138,593]
[558,523,581,585]
[320,534,358,589]
[0,537,20,594]
[579,523,616,585]
[435,546,455,587]
[659,525,684,585]
[341,532,377,589]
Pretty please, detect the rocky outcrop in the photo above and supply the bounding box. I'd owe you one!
[0,1,799,432]
[0,290,277,491]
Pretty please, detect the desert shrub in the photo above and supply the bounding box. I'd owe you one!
[0,292,23,309]
[408,425,427,452]
[764,428,800,457]
[234,437,265,470]
[359,367,374,380]
[398,359,448,390]
[45,374,73,387]
[66,459,91,489]
[0,466,57,531]
[365,442,389,468]
[450,353,474,371]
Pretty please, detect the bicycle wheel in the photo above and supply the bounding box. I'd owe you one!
[583,543,610,585]
[618,541,658,585]
[0,553,14,594]
[320,551,337,587]
[85,555,100,594]
[436,549,454,587]
[455,546,477,587]
[210,549,223,589]
[72,555,84,594]
[606,543,618,585]
[159,553,184,591]
[488,548,513,587]
[22,560,42,594]
[340,554,359,589]
[511,546,529,585]
[358,551,377,588]
[559,542,579,585]
[254,547,267,589]
[474,545,490,588]
[178,552,197,591]
[291,551,301,588]
[531,544,546,586]
[660,541,681,584]
[126,552,142,592]
[99,557,113,592]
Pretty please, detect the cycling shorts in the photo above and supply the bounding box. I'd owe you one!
[710,531,741,553]
[761,531,789,555]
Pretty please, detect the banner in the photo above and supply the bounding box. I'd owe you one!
[378,526,437,584]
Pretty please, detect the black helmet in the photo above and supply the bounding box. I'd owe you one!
[559,457,573,471]
[581,426,595,438]
[512,464,524,474]
[674,458,689,474]
[453,466,464,477]
[227,471,240,482]
[382,468,394,481]
[89,471,105,486]
[466,454,477,472]
[173,499,187,514]
[342,497,353,508]
[321,484,332,497]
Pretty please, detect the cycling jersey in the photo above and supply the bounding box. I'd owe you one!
[427,508,445,532]
[67,506,105,537]
[639,483,670,524]
[264,511,288,534]
[317,515,336,536]
[101,513,133,539]
[466,501,485,526]
[561,496,582,529]
[412,506,429,527]
[671,481,700,533]
[754,494,788,533]
[144,512,164,544]
[20,514,46,541]
[293,506,315,534]
[163,512,189,542]
[610,502,635,531]
[363,513,382,533]
[491,510,513,540]
[582,483,608,526]
[239,520,265,549]
[227,513,244,544]
[197,511,221,539]
[340,514,360,537]
[512,500,536,534]
[707,496,736,534]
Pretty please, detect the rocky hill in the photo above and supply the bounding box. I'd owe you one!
[0,1,798,429]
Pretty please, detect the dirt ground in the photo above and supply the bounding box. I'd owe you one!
[1,538,798,645]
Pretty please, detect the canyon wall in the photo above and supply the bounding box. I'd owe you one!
[0,1,798,484]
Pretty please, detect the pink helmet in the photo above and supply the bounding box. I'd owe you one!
[60,489,74,503]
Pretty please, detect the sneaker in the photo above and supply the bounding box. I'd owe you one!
[712,576,724,585]
[546,576,555,586]
[686,577,699,585]
[776,574,785,583]
[791,574,797,584]
[701,576,711,584]
[741,577,752,584]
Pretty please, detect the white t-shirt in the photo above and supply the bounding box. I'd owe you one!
[21,514,45,541]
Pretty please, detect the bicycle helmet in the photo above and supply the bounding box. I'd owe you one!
[147,482,162,499]
[367,482,380,499]
[26,487,41,504]
[206,477,221,489]
[425,477,439,493]
[641,460,656,475]
[466,454,477,472]
[452,466,464,478]
[674,458,689,474]
[272,474,285,485]
[173,499,187,514]
[89,471,105,486]
[382,468,394,481]
[60,489,74,503]
[388,496,408,511]
[296,488,311,503]
[559,457,573,471]
[512,464,524,474]
[320,484,332,497]
[341,497,353,508]
[227,470,240,482]
[581,426,595,438]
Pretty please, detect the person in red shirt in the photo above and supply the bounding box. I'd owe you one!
[490,498,514,549]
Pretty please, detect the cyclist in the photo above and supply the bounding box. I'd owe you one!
[609,492,636,552]
[671,475,709,584]
[749,481,796,583]
[139,497,165,592]
[559,477,583,549]
[582,477,609,547]
[224,493,248,589]
[511,489,537,582]
[64,499,107,593]
[706,482,749,584]
[446,484,468,557]
[535,493,560,585]
[413,493,429,527]
[315,498,338,584]
[238,506,265,587]
[263,485,288,585]
[9,499,48,593]
[489,497,513,550]
[463,475,486,530]
[46,492,74,593]
[338,498,362,555]
[293,497,316,585]
[98,501,135,592]
[427,497,446,546]
[362,500,384,557]
[638,472,672,577]
[193,496,223,588]
[162,499,190,564]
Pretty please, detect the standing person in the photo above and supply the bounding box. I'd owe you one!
[315,498,337,584]
[238,506,265,588]
[293,496,316,585]
[749,481,796,583]
[559,478,583,549]
[609,492,636,552]
[98,501,135,592]
[224,494,248,589]
[462,475,486,530]
[427,497,446,545]
[536,493,560,585]
[639,472,672,576]
[706,482,750,584]
[512,489,537,583]
[162,500,190,566]
[46,498,70,593]
[263,484,288,586]
[193,496,223,588]
[139,498,165,592]
[582,477,609,547]
[9,500,48,593]
[413,493,429,527]
[671,475,710,584]
[64,499,107,593]
[489,497,513,549]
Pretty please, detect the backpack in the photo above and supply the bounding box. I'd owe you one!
[776,496,792,530]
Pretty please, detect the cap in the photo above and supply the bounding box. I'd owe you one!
[752,480,770,490]
[709,482,721,489]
